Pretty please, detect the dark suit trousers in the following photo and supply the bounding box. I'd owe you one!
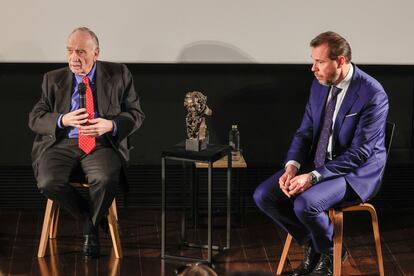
[253,169,359,253]
[36,138,121,229]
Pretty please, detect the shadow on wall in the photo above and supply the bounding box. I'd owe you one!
[177,40,255,63]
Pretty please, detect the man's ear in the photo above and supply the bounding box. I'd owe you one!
[94,47,100,62]
[337,56,346,68]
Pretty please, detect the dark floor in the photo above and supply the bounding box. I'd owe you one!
[1,208,414,275]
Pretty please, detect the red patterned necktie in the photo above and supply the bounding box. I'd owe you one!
[78,76,96,154]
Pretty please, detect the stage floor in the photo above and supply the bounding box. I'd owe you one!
[0,208,413,275]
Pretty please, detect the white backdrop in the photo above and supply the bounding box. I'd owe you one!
[1,0,413,64]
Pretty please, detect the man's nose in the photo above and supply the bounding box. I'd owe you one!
[71,52,80,61]
[311,63,318,72]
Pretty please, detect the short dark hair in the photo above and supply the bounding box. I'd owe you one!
[310,31,352,62]
[69,27,100,49]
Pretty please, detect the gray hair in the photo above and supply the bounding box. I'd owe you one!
[69,26,100,49]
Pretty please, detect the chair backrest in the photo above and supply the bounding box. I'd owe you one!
[371,121,395,198]
[384,121,395,158]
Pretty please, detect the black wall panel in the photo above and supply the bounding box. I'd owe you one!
[0,63,413,209]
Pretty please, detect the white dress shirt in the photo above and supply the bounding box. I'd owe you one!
[286,64,354,181]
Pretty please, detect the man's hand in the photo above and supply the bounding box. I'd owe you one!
[79,118,114,137]
[61,108,88,128]
[288,173,313,196]
[278,164,298,198]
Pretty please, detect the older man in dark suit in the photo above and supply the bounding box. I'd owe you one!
[28,27,144,257]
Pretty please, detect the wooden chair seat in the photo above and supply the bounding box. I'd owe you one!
[276,203,384,276]
[37,182,122,258]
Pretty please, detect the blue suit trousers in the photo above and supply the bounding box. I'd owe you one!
[253,169,359,253]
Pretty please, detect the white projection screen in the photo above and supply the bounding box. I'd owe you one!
[2,0,414,64]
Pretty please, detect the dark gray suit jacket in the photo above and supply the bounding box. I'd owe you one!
[28,61,145,189]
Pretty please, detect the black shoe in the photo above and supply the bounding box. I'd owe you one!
[292,243,321,276]
[83,234,100,258]
[308,246,348,276]
[307,253,333,276]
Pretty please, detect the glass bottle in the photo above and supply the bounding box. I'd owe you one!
[229,124,240,159]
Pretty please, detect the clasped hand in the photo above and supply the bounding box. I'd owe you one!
[278,164,312,198]
[61,108,113,136]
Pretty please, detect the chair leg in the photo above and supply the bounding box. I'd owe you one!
[108,200,122,258]
[110,198,118,221]
[365,205,385,276]
[332,209,343,276]
[49,205,60,239]
[276,233,293,275]
[329,208,335,221]
[38,199,56,258]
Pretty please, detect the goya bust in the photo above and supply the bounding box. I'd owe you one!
[184,91,212,151]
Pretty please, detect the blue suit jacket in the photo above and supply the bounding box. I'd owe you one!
[286,65,389,201]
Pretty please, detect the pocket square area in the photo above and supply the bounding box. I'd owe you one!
[345,113,358,117]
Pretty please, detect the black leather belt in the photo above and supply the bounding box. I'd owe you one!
[61,137,111,147]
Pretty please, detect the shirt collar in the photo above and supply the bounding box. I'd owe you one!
[336,64,353,90]
[74,62,97,84]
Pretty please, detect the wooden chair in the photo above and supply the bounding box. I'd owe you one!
[37,182,123,258]
[277,121,395,276]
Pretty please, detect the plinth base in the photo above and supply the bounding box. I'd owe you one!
[185,138,207,151]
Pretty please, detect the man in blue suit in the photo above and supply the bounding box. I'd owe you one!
[254,31,388,275]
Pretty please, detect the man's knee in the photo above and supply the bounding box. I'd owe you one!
[87,173,119,189]
[37,174,62,195]
[253,185,266,208]
[253,181,276,210]
[254,171,285,209]
[293,194,320,218]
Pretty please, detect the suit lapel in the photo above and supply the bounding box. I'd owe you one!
[56,67,73,114]
[95,61,112,115]
[332,66,361,146]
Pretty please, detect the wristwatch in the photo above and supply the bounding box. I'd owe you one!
[310,172,318,185]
